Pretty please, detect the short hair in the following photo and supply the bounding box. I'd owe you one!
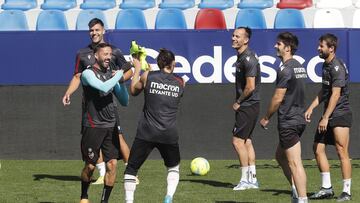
[157,48,175,69]
[236,26,252,39]
[88,18,104,28]
[277,32,299,55]
[319,33,338,52]
[94,43,112,53]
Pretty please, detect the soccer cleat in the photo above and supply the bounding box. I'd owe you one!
[164,195,172,203]
[233,181,250,191]
[91,176,104,185]
[309,187,334,199]
[336,192,351,202]
[247,181,259,189]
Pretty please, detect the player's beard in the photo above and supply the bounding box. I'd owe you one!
[319,51,329,59]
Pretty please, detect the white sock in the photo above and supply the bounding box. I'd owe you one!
[240,166,249,182]
[292,184,298,198]
[298,196,308,203]
[124,174,137,203]
[166,165,180,197]
[96,162,106,177]
[248,165,257,183]
[343,179,351,195]
[321,172,332,188]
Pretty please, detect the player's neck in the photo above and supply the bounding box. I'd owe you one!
[237,45,248,55]
[325,53,335,63]
[281,54,292,64]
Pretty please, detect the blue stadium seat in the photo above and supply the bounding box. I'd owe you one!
[41,0,76,11]
[80,0,116,10]
[238,0,273,9]
[115,9,147,29]
[159,0,195,10]
[274,9,305,29]
[1,0,37,11]
[0,10,29,31]
[36,10,68,30]
[76,9,108,30]
[120,0,155,10]
[198,0,234,10]
[155,8,187,29]
[235,9,266,29]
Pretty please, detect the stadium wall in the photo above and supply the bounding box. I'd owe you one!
[1,83,359,160]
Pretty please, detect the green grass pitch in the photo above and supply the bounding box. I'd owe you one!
[0,159,359,202]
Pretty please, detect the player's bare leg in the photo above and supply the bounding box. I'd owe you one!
[80,163,95,202]
[92,150,105,185]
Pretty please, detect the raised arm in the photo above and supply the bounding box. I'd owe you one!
[81,69,124,93]
[114,82,129,106]
[130,58,148,96]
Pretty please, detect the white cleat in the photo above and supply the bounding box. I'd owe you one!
[233,181,250,191]
[91,176,104,185]
[247,181,259,189]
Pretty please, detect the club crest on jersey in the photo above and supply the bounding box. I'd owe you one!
[88,55,91,60]
[246,56,250,61]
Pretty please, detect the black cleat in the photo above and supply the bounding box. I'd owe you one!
[309,187,334,199]
[336,192,351,202]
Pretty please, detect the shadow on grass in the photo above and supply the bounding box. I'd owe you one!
[180,179,234,188]
[33,174,80,181]
[260,189,292,196]
[215,201,255,203]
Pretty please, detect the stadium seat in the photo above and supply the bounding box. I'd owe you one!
[41,0,76,11]
[235,9,266,29]
[238,0,273,9]
[0,10,28,31]
[316,0,352,9]
[274,9,305,28]
[1,0,37,11]
[195,8,227,29]
[313,9,344,28]
[80,0,116,10]
[115,9,147,29]
[76,9,108,30]
[356,0,360,8]
[198,0,234,10]
[36,10,68,30]
[159,0,195,10]
[119,0,155,10]
[353,9,360,28]
[155,8,187,29]
[276,0,312,9]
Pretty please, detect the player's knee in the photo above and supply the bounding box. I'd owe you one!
[167,164,180,173]
[335,145,348,158]
[106,159,118,171]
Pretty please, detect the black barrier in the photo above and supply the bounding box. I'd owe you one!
[0,84,359,159]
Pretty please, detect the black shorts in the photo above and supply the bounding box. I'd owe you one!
[81,127,120,165]
[114,109,124,135]
[124,138,181,176]
[278,124,306,150]
[314,113,352,145]
[233,103,260,139]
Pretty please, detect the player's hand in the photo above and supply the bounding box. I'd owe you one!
[259,117,269,130]
[318,117,328,133]
[132,58,141,70]
[62,94,71,106]
[304,108,312,122]
[232,102,240,111]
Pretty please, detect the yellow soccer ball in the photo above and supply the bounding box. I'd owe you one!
[190,157,210,176]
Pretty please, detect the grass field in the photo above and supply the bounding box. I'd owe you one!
[0,159,359,203]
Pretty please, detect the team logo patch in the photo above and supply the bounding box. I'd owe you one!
[334,66,339,71]
[88,148,94,160]
[246,56,250,61]
[88,54,91,60]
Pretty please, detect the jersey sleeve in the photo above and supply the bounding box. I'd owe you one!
[276,67,291,88]
[73,53,85,75]
[330,62,346,88]
[244,56,258,77]
[81,69,124,93]
[112,48,127,70]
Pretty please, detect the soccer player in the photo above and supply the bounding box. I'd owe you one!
[231,27,261,190]
[79,43,129,203]
[305,33,352,201]
[259,32,308,203]
[124,49,185,203]
[62,18,133,185]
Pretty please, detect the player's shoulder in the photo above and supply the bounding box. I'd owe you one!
[172,73,185,87]
[76,45,93,57]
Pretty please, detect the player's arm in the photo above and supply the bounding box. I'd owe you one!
[130,58,148,96]
[81,69,124,93]
[233,76,255,111]
[262,88,286,121]
[305,89,323,122]
[114,48,134,82]
[114,83,129,106]
[62,73,81,106]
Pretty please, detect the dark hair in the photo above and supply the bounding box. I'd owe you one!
[277,32,299,55]
[94,43,112,53]
[236,26,252,39]
[88,18,104,28]
[157,48,175,69]
[319,33,338,52]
